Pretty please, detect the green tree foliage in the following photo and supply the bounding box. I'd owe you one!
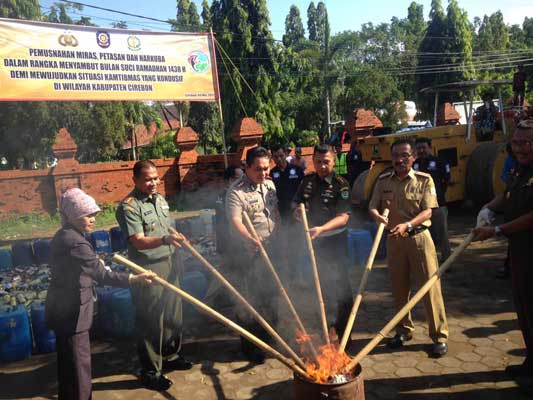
[283,5,305,49]
[307,2,317,42]
[0,0,40,19]
[315,1,329,50]
[139,131,179,160]
[201,0,212,28]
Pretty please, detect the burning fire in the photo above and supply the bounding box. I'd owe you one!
[296,329,353,384]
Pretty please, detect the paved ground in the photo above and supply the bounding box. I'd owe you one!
[1,211,530,399]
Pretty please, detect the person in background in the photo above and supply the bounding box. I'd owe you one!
[475,95,498,141]
[284,145,293,164]
[270,144,305,222]
[414,137,451,263]
[116,160,192,391]
[46,188,155,400]
[333,143,348,180]
[290,146,308,171]
[346,141,365,187]
[514,64,527,109]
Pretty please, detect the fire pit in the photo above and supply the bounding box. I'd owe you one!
[293,364,364,400]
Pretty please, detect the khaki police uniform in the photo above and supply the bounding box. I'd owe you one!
[294,172,353,337]
[503,164,533,367]
[369,169,448,343]
[116,188,182,375]
[225,174,281,349]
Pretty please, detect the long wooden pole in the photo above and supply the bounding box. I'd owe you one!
[338,209,390,354]
[167,228,306,369]
[242,213,319,360]
[344,231,475,373]
[113,254,311,379]
[299,203,330,346]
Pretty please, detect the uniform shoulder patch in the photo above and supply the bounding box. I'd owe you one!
[334,175,349,186]
[378,172,393,179]
[414,171,431,178]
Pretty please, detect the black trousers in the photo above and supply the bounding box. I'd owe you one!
[510,242,533,367]
[56,330,92,400]
[314,232,353,336]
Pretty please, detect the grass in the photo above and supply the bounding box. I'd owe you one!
[0,204,119,243]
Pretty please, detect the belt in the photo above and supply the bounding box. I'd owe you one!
[409,226,428,236]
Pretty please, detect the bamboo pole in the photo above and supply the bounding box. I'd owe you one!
[242,212,319,360]
[167,228,306,370]
[344,231,475,373]
[113,254,312,380]
[338,209,390,354]
[299,203,330,346]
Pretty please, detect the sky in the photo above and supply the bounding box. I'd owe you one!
[38,0,533,37]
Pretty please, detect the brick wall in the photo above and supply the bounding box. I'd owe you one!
[0,121,346,219]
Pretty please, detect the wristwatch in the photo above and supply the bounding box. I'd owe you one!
[406,222,414,233]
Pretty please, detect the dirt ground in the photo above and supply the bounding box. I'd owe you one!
[0,208,530,400]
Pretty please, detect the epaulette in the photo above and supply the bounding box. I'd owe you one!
[334,175,349,186]
[123,196,134,205]
[413,171,431,178]
[378,171,393,179]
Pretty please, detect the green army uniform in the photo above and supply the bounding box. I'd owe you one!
[116,188,182,375]
[369,169,448,344]
[294,172,353,338]
[225,174,281,353]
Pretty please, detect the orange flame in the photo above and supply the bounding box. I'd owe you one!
[295,329,352,384]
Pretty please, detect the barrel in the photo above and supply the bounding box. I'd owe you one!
[109,289,136,338]
[181,271,208,316]
[0,249,12,270]
[30,301,56,353]
[0,305,32,362]
[109,227,127,252]
[11,241,34,267]
[293,364,365,400]
[90,230,113,254]
[94,286,121,338]
[363,221,387,259]
[33,239,52,266]
[347,229,373,269]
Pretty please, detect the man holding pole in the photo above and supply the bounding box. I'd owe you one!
[116,160,192,391]
[473,120,533,389]
[293,144,353,346]
[368,138,449,357]
[225,146,281,364]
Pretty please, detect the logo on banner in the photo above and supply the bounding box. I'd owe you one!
[58,32,79,47]
[96,31,110,48]
[187,50,209,73]
[127,35,141,51]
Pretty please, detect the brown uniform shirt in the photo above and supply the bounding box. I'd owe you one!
[225,174,279,240]
[369,169,438,228]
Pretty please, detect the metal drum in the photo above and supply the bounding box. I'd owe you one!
[293,365,365,400]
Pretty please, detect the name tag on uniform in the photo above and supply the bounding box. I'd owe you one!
[144,210,153,216]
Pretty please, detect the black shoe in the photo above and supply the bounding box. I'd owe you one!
[432,342,448,357]
[496,266,510,279]
[163,355,193,371]
[387,333,412,349]
[140,370,173,391]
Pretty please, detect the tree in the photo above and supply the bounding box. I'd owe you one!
[111,20,128,29]
[201,0,212,28]
[283,5,305,48]
[315,1,329,49]
[0,0,40,19]
[445,0,474,83]
[307,2,317,42]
